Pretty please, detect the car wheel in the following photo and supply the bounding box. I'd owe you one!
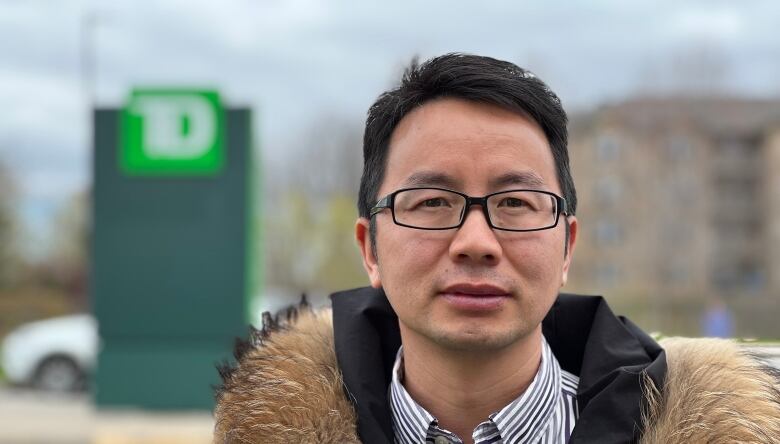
[33,356,83,392]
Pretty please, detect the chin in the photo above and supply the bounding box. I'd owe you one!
[428,326,525,352]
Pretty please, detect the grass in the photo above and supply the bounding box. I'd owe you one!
[650,332,780,346]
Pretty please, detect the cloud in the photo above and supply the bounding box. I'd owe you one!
[0,69,86,146]
[1,0,780,238]
[669,7,744,41]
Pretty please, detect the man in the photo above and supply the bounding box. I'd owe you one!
[214,54,780,443]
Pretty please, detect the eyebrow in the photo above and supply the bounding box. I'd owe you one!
[401,170,547,190]
[489,171,546,189]
[403,171,460,189]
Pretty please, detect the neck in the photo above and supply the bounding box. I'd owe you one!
[399,325,543,443]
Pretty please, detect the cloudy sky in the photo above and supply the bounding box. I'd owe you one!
[1,0,779,257]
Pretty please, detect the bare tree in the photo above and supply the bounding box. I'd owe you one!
[43,189,89,307]
[263,113,367,294]
[0,159,20,288]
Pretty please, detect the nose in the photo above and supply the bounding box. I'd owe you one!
[448,205,502,265]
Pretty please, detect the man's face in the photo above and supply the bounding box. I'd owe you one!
[356,98,577,352]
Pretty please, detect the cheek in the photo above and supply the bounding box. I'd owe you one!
[375,234,450,320]
[376,230,449,285]
[503,233,566,283]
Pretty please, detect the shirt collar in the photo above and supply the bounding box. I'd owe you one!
[389,336,563,443]
[389,345,434,443]
[491,338,562,441]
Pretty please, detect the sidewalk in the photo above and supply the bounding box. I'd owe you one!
[0,387,213,444]
[94,410,213,444]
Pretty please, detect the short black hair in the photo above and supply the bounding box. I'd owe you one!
[358,53,576,243]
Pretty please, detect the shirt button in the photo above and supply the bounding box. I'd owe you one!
[434,436,451,444]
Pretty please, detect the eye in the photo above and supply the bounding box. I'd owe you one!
[422,197,449,207]
[498,197,527,208]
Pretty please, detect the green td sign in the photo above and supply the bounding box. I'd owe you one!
[121,89,224,176]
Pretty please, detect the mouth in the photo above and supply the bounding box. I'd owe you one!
[438,283,511,311]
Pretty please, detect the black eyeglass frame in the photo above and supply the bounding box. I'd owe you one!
[369,187,569,232]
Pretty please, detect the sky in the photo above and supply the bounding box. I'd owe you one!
[1,0,779,258]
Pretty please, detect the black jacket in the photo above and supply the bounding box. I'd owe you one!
[331,287,667,444]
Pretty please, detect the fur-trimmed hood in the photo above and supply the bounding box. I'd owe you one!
[215,308,359,443]
[641,337,780,443]
[215,303,780,443]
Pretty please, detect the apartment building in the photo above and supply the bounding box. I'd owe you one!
[567,98,780,309]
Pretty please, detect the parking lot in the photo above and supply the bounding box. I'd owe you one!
[0,386,213,444]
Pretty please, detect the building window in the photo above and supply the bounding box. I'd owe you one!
[595,176,622,206]
[595,221,623,245]
[712,262,766,293]
[662,261,690,284]
[596,133,620,161]
[667,135,693,161]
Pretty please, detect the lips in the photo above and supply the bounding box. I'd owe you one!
[440,283,510,297]
[439,283,510,311]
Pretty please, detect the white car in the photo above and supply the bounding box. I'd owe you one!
[1,314,98,392]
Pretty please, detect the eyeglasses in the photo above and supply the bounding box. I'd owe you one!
[370,187,568,232]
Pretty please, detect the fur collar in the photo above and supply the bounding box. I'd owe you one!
[214,307,359,443]
[214,308,780,443]
[641,337,780,444]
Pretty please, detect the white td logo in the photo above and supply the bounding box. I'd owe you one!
[131,95,217,159]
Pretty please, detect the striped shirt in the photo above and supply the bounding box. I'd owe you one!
[390,336,579,444]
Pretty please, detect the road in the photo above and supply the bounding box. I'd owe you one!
[0,386,213,444]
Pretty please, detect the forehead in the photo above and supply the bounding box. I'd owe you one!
[383,98,558,194]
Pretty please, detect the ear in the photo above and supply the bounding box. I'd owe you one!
[355,217,382,288]
[560,215,578,287]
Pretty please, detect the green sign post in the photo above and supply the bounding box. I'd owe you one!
[92,89,255,410]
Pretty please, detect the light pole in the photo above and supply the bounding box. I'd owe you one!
[80,11,99,107]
